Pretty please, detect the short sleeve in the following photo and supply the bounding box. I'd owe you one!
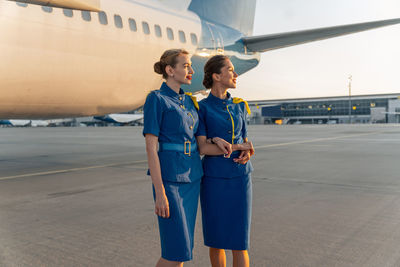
[195,104,207,137]
[241,103,248,139]
[143,92,163,137]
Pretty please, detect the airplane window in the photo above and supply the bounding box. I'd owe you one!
[63,9,73,18]
[178,30,186,43]
[166,27,174,40]
[114,15,123,29]
[16,2,28,7]
[142,22,150,35]
[190,33,198,45]
[98,12,108,25]
[82,11,91,22]
[154,25,162,37]
[42,6,53,13]
[129,18,137,32]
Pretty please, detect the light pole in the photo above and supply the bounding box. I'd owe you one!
[348,75,352,124]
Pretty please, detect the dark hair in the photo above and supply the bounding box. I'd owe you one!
[154,49,189,79]
[203,55,229,89]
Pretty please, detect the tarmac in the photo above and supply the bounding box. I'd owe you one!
[1,124,400,267]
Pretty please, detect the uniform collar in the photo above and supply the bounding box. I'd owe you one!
[160,82,185,98]
[207,91,232,105]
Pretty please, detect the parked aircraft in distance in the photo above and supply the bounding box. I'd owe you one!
[0,119,48,126]
[1,0,399,119]
[94,113,143,125]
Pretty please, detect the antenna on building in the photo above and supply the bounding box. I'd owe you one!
[348,75,352,124]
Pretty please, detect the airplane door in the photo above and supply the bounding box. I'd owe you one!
[204,22,224,53]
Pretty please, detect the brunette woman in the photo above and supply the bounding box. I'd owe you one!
[196,55,254,267]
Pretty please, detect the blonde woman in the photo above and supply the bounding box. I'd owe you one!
[143,49,202,267]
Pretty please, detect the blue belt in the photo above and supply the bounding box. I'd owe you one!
[159,141,197,156]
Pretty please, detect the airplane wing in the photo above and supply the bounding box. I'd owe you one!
[242,18,400,52]
[6,0,101,11]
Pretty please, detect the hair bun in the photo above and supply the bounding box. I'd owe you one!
[203,75,213,89]
[154,61,163,75]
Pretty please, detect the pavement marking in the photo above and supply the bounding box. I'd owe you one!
[0,130,395,182]
[253,176,400,193]
[0,160,147,181]
[254,131,385,149]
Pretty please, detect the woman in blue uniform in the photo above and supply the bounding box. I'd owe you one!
[143,49,203,267]
[196,55,255,267]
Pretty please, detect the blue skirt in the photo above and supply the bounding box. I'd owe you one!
[153,179,200,262]
[201,174,252,250]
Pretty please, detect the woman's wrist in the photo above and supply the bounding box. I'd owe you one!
[232,144,241,151]
[154,185,166,196]
[234,143,250,151]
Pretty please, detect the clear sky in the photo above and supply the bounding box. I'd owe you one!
[231,0,400,101]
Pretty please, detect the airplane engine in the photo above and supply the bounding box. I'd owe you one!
[7,0,101,11]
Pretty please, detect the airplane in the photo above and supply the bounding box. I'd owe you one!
[0,119,48,126]
[94,113,144,125]
[1,0,399,119]
[0,119,31,127]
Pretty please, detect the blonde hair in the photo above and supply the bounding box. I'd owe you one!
[154,49,189,79]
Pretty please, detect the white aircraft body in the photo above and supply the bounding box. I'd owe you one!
[1,0,399,119]
[94,113,144,124]
[0,119,49,126]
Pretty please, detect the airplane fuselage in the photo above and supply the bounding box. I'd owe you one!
[0,1,191,118]
[4,0,396,119]
[0,0,261,119]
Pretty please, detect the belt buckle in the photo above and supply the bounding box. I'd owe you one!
[184,141,191,156]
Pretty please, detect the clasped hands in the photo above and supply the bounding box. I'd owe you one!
[207,137,255,164]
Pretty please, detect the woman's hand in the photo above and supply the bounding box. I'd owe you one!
[155,192,170,218]
[233,150,251,164]
[237,141,253,152]
[212,137,232,158]
[248,142,255,156]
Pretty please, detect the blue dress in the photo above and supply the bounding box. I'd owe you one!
[143,82,203,261]
[196,92,253,250]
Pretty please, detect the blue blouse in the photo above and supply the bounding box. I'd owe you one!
[143,82,203,183]
[197,92,253,178]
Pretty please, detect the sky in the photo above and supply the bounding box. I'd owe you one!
[231,0,400,101]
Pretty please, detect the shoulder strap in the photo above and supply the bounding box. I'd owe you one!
[232,97,251,115]
[184,92,199,110]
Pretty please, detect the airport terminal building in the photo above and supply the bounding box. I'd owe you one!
[248,93,400,124]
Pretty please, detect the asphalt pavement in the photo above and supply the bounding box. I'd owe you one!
[1,124,400,266]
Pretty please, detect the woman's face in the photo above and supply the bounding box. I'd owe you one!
[215,59,238,89]
[168,54,194,85]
